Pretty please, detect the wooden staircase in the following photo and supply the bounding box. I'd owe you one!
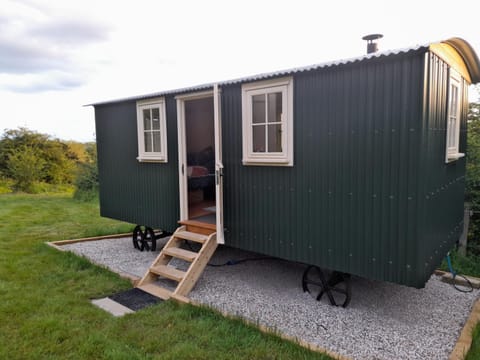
[136,220,217,303]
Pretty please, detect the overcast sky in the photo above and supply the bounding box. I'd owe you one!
[1,0,479,142]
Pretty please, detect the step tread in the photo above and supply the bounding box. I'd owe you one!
[163,247,198,262]
[137,284,172,300]
[150,264,186,282]
[175,230,208,243]
[178,219,216,231]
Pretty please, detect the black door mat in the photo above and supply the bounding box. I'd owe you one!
[108,288,162,311]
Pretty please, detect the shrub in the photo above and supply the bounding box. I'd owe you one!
[7,146,45,193]
[73,143,98,201]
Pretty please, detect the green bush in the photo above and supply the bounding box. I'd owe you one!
[0,128,79,193]
[73,143,98,201]
[0,177,13,194]
[7,146,45,192]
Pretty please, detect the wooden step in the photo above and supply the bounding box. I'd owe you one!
[137,284,172,300]
[150,265,186,282]
[178,220,216,235]
[175,230,208,244]
[163,247,198,262]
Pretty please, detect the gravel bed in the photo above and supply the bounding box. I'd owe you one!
[61,237,479,360]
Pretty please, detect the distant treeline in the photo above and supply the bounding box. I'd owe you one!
[0,127,97,199]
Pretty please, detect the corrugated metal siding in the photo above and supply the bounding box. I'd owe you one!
[95,98,179,231]
[417,53,468,281]
[222,53,427,287]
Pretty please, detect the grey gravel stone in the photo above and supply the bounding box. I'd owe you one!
[62,237,479,360]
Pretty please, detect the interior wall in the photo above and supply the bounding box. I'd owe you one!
[185,97,214,153]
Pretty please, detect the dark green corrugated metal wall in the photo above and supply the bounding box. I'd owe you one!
[95,99,179,231]
[417,53,468,281]
[222,52,428,287]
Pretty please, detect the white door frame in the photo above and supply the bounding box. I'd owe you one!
[175,88,224,244]
[213,84,224,244]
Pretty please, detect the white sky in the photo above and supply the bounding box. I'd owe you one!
[1,0,479,142]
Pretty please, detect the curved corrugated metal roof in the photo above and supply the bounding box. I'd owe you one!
[442,37,480,83]
[88,37,479,106]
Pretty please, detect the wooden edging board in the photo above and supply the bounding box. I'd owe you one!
[178,296,351,360]
[47,232,132,247]
[449,298,480,360]
[46,233,140,286]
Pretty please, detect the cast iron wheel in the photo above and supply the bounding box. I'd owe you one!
[143,227,156,251]
[302,265,351,308]
[132,225,145,251]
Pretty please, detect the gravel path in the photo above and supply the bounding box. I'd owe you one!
[62,237,479,360]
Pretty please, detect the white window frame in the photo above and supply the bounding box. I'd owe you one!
[136,97,168,162]
[445,69,465,163]
[241,77,294,166]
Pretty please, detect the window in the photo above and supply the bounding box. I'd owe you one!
[445,70,464,163]
[136,97,168,162]
[242,77,293,166]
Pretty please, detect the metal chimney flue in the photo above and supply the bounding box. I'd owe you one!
[362,34,383,54]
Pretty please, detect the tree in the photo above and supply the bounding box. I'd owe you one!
[7,146,45,192]
[73,143,99,201]
[0,127,79,192]
[466,85,480,253]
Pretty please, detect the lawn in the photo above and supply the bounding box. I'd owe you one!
[0,193,331,360]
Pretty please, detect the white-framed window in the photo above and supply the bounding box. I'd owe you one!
[445,69,464,163]
[136,97,168,162]
[241,77,294,166]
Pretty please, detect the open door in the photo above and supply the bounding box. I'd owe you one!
[213,84,224,244]
[176,86,224,244]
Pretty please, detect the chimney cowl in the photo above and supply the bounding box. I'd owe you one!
[362,34,383,54]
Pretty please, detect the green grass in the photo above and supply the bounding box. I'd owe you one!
[439,249,480,278]
[0,193,331,359]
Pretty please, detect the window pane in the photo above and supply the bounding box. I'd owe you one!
[151,108,160,130]
[268,124,282,152]
[448,83,459,149]
[152,131,161,152]
[144,132,152,152]
[252,94,266,124]
[267,92,282,123]
[143,109,151,130]
[448,116,457,148]
[252,125,266,152]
